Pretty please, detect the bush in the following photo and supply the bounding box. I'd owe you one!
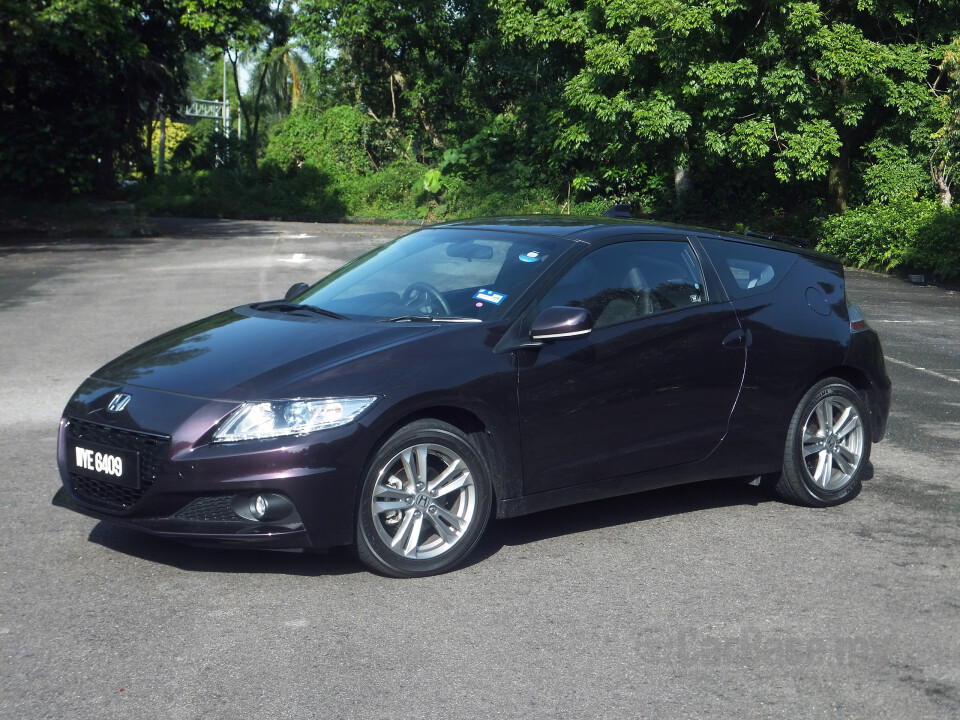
[816,199,960,280]
[132,164,346,220]
[337,162,426,217]
[913,210,960,280]
[264,105,378,178]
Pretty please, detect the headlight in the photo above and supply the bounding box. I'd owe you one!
[213,396,378,443]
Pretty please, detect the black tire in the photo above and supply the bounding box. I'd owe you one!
[772,377,871,507]
[355,419,492,577]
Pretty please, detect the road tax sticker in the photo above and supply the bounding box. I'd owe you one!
[473,289,507,305]
[519,251,542,263]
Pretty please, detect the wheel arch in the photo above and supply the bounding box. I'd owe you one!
[780,365,873,428]
[759,365,876,470]
[811,365,876,436]
[363,404,514,517]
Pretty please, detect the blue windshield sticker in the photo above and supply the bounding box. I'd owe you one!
[474,289,507,305]
[518,251,542,263]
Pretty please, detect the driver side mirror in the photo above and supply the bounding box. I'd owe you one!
[529,306,593,342]
[285,282,310,301]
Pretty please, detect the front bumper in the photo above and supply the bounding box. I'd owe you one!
[55,379,372,550]
[53,486,311,548]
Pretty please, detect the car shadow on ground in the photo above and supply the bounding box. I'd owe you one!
[86,476,784,577]
[465,477,777,569]
[467,462,876,570]
[86,523,365,576]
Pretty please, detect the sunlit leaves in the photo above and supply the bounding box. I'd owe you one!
[705,117,775,163]
[496,0,960,209]
[774,120,842,182]
[180,0,267,45]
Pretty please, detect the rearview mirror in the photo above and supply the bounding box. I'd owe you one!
[447,242,494,260]
[529,306,593,341]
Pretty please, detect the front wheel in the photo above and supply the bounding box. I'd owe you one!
[355,420,492,577]
[773,378,871,507]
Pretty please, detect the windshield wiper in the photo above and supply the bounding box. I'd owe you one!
[384,315,482,323]
[254,301,347,320]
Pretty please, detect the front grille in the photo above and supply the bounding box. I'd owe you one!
[65,419,170,512]
[172,496,243,523]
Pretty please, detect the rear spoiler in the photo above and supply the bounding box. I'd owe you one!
[602,204,632,219]
[744,230,811,249]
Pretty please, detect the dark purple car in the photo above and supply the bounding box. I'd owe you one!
[54,216,891,577]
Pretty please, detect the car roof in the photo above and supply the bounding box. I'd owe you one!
[434,215,714,240]
[433,215,838,264]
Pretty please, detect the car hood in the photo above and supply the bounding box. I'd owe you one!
[92,308,435,401]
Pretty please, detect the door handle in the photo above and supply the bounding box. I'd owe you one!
[722,329,752,349]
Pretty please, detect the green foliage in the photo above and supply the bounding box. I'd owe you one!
[4,0,960,288]
[859,139,931,203]
[180,0,267,45]
[496,0,960,211]
[0,0,201,197]
[816,199,960,279]
[168,129,244,173]
[422,169,443,194]
[132,164,345,219]
[337,162,426,217]
[130,157,612,222]
[294,0,495,159]
[264,105,377,177]
[913,209,960,279]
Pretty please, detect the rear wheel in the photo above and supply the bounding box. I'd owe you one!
[773,378,870,507]
[355,420,492,577]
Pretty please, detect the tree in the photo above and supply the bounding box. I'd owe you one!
[295,0,496,160]
[0,0,203,197]
[496,0,960,213]
[182,0,285,168]
[929,38,960,207]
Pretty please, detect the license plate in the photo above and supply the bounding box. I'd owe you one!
[69,441,141,490]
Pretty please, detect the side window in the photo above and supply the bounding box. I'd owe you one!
[699,236,798,299]
[538,240,706,330]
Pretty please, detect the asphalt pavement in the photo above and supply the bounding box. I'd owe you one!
[1,218,958,719]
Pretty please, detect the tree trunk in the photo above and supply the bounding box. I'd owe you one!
[674,164,692,207]
[931,142,954,208]
[144,116,156,178]
[827,74,853,214]
[939,184,952,208]
[827,127,852,214]
[157,113,166,176]
[674,136,692,209]
[250,55,275,165]
[228,50,255,169]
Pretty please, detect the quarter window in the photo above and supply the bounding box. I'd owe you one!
[537,240,706,330]
[699,236,797,299]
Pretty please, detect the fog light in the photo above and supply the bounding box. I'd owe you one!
[241,492,297,523]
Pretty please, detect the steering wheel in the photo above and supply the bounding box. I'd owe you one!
[401,282,451,316]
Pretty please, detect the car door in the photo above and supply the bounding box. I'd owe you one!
[517,238,746,495]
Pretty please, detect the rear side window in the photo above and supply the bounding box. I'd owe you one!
[699,236,797,299]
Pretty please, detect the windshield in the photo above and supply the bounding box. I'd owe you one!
[294,227,573,321]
